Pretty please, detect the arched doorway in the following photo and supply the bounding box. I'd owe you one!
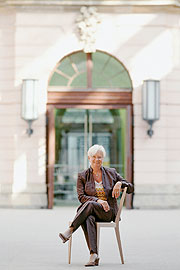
[47,50,133,209]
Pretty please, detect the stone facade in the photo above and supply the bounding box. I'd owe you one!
[0,1,180,208]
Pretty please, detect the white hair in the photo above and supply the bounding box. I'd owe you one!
[87,144,106,158]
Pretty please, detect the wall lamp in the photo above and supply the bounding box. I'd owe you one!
[21,79,39,136]
[142,80,160,137]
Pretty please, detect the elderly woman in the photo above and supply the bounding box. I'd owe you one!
[59,144,134,267]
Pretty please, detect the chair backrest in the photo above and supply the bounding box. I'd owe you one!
[115,187,127,224]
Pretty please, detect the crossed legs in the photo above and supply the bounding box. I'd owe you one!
[70,201,114,254]
[59,201,114,266]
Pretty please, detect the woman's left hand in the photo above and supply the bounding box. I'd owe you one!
[112,182,122,198]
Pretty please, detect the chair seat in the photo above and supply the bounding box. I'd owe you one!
[96,221,117,228]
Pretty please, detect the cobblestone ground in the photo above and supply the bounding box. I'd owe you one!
[0,208,180,270]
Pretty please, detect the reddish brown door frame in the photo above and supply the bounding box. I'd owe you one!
[47,52,133,209]
[46,97,133,209]
[47,105,55,209]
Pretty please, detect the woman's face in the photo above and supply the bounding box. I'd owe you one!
[88,150,104,170]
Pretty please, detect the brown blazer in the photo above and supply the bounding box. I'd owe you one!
[76,166,134,220]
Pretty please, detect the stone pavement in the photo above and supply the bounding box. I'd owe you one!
[0,207,180,270]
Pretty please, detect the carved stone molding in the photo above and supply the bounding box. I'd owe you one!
[1,0,180,7]
[76,6,101,53]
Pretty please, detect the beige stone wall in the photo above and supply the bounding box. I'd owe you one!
[130,15,180,207]
[0,5,180,208]
[0,8,47,207]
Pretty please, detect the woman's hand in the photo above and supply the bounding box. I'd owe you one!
[112,182,122,199]
[97,199,110,212]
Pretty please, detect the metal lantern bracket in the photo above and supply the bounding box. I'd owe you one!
[26,120,34,136]
[147,119,154,138]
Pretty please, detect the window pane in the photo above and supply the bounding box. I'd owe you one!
[57,57,75,77]
[69,52,86,73]
[92,72,111,88]
[70,72,87,87]
[49,72,68,86]
[110,71,132,88]
[92,51,132,89]
[92,51,110,73]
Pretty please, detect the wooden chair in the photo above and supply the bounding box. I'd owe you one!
[68,222,72,264]
[96,187,127,264]
[68,187,127,264]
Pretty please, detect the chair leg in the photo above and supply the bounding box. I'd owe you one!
[114,226,124,264]
[96,223,100,255]
[68,235,72,264]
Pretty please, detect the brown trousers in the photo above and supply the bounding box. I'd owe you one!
[70,201,114,254]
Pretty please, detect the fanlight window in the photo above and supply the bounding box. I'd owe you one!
[49,51,132,90]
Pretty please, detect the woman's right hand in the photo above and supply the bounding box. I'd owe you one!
[97,199,110,212]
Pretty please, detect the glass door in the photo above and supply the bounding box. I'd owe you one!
[54,108,127,206]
